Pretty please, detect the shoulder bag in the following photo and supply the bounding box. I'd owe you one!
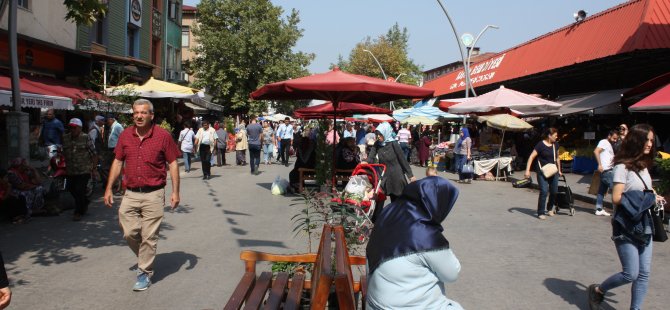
[634,171,667,242]
[539,143,558,178]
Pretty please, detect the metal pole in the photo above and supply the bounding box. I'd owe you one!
[102,60,107,95]
[467,25,499,96]
[435,0,469,99]
[9,0,20,111]
[362,49,387,80]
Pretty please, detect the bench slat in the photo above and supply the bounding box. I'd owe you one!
[263,272,289,310]
[243,272,273,310]
[224,272,256,310]
[283,273,306,310]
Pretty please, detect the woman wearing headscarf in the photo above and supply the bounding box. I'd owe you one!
[288,128,317,192]
[235,125,248,166]
[454,127,472,183]
[366,176,463,310]
[6,158,46,217]
[365,122,416,215]
[417,128,432,167]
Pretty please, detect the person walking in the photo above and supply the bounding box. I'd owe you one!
[454,127,472,183]
[246,118,263,175]
[365,122,416,220]
[40,108,64,159]
[593,129,619,216]
[88,115,106,187]
[588,124,662,310]
[177,122,195,173]
[417,129,432,168]
[105,114,124,192]
[613,123,628,153]
[215,121,228,167]
[261,121,275,165]
[397,124,412,162]
[62,118,98,221]
[525,127,562,220]
[276,117,294,167]
[194,120,217,180]
[235,125,248,165]
[103,99,181,292]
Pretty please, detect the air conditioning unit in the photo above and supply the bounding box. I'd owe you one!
[180,72,188,81]
[166,69,178,80]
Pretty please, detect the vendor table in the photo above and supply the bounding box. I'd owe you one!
[473,157,514,181]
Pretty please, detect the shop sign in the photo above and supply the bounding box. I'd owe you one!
[449,53,507,90]
[0,90,73,110]
[129,0,142,28]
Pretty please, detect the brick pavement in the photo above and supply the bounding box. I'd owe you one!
[1,154,668,309]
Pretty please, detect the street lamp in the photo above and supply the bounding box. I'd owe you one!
[466,24,499,96]
[362,49,388,80]
[435,0,470,99]
[395,73,406,82]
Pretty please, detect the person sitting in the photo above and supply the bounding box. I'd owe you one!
[0,169,28,224]
[336,137,360,171]
[6,158,47,217]
[288,129,317,192]
[366,176,463,309]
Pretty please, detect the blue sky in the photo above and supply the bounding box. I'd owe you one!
[183,0,626,73]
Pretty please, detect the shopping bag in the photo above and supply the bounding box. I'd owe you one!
[461,161,474,175]
[588,171,601,195]
[271,176,289,195]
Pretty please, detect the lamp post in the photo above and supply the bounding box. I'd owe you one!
[435,0,469,99]
[466,25,499,96]
[395,73,406,82]
[362,49,388,80]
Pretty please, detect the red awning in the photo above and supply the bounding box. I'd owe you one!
[0,74,105,103]
[424,0,670,97]
[629,83,670,112]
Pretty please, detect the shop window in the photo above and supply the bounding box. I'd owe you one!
[151,39,160,65]
[181,27,190,47]
[167,45,174,69]
[127,27,138,58]
[92,14,108,45]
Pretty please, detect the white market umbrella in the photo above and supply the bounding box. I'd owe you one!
[448,86,561,115]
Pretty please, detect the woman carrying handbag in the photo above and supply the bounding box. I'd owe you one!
[525,127,561,220]
[454,127,472,183]
[588,124,664,310]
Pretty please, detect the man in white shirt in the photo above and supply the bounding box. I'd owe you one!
[276,117,294,167]
[593,129,619,216]
[343,123,355,138]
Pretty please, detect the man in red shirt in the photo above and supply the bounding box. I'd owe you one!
[104,99,181,292]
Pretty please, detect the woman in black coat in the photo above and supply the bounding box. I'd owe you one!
[365,122,416,213]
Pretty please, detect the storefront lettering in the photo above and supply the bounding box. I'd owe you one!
[449,72,496,90]
[455,53,506,81]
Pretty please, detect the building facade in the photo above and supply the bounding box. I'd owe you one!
[181,4,196,84]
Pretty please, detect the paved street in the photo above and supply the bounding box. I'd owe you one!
[1,153,669,309]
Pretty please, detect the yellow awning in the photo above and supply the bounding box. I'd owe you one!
[106,77,200,99]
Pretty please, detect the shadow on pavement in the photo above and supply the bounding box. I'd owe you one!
[152,251,199,283]
[543,278,618,310]
[507,207,537,218]
[256,182,273,190]
[237,239,287,248]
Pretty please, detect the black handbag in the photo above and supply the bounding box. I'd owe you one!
[634,171,667,242]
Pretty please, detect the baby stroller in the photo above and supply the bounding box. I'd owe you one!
[555,175,575,216]
[331,163,386,226]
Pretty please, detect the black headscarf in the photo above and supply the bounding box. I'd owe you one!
[366,176,459,275]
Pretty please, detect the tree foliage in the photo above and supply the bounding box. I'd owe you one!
[336,23,423,108]
[63,0,107,26]
[191,0,314,115]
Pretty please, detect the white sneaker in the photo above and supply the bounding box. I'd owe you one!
[595,209,611,216]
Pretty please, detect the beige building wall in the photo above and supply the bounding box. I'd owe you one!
[0,1,77,50]
[181,9,197,84]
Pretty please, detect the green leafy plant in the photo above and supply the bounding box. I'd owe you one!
[654,158,670,195]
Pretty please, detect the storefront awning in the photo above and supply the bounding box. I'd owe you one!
[1,74,105,105]
[184,101,207,114]
[629,83,670,113]
[548,89,628,116]
[0,89,73,110]
[424,0,670,97]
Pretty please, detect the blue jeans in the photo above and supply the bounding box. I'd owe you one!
[600,239,652,310]
[596,170,613,210]
[455,154,469,180]
[262,143,274,163]
[182,151,192,172]
[399,142,410,161]
[248,144,261,173]
[536,169,558,215]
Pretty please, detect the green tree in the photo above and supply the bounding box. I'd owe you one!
[336,23,423,108]
[63,0,107,26]
[191,0,314,115]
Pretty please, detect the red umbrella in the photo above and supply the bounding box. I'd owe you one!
[294,101,392,119]
[629,83,670,113]
[251,67,433,187]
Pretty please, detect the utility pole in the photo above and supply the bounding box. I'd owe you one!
[6,0,30,165]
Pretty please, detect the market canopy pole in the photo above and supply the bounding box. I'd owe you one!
[6,0,30,162]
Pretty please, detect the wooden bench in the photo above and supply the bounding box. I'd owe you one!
[297,168,354,193]
[224,224,367,309]
[224,225,334,310]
